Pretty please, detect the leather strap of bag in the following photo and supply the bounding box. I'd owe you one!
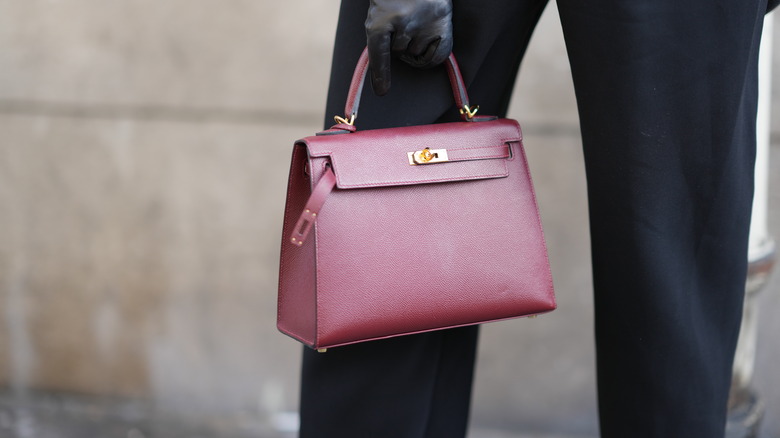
[332,47,495,129]
[290,166,337,247]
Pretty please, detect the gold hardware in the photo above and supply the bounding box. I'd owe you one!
[459,105,479,120]
[528,315,537,319]
[408,148,449,165]
[317,348,328,353]
[333,114,355,126]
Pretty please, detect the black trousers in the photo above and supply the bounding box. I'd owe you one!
[300,1,767,437]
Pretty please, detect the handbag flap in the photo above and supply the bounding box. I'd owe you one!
[299,118,523,189]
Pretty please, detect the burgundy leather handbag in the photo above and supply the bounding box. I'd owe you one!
[278,49,556,351]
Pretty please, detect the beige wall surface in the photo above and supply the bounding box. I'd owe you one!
[0,0,340,420]
[0,2,778,437]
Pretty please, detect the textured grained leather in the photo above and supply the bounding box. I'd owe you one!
[277,54,556,350]
[306,120,518,189]
[289,166,337,246]
[290,125,515,247]
[343,48,370,121]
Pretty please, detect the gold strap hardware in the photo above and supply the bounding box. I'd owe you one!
[333,114,355,126]
[459,105,479,120]
[317,348,328,353]
[408,148,449,165]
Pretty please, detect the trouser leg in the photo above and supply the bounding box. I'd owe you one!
[555,1,766,436]
[300,1,547,437]
[300,327,479,438]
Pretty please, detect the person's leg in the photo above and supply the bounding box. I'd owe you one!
[300,327,479,438]
[300,1,548,437]
[555,0,767,436]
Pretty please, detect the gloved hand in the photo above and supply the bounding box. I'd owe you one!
[365,0,453,95]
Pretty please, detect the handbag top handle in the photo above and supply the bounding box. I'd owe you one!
[333,47,493,128]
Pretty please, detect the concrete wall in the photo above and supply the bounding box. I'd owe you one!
[0,2,778,436]
[0,0,338,419]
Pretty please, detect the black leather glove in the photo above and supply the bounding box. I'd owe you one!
[365,0,453,95]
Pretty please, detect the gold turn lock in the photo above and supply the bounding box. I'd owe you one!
[408,148,449,165]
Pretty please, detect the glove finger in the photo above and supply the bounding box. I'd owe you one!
[367,30,393,96]
[392,32,412,53]
[400,36,452,69]
[425,32,452,66]
[408,33,442,57]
